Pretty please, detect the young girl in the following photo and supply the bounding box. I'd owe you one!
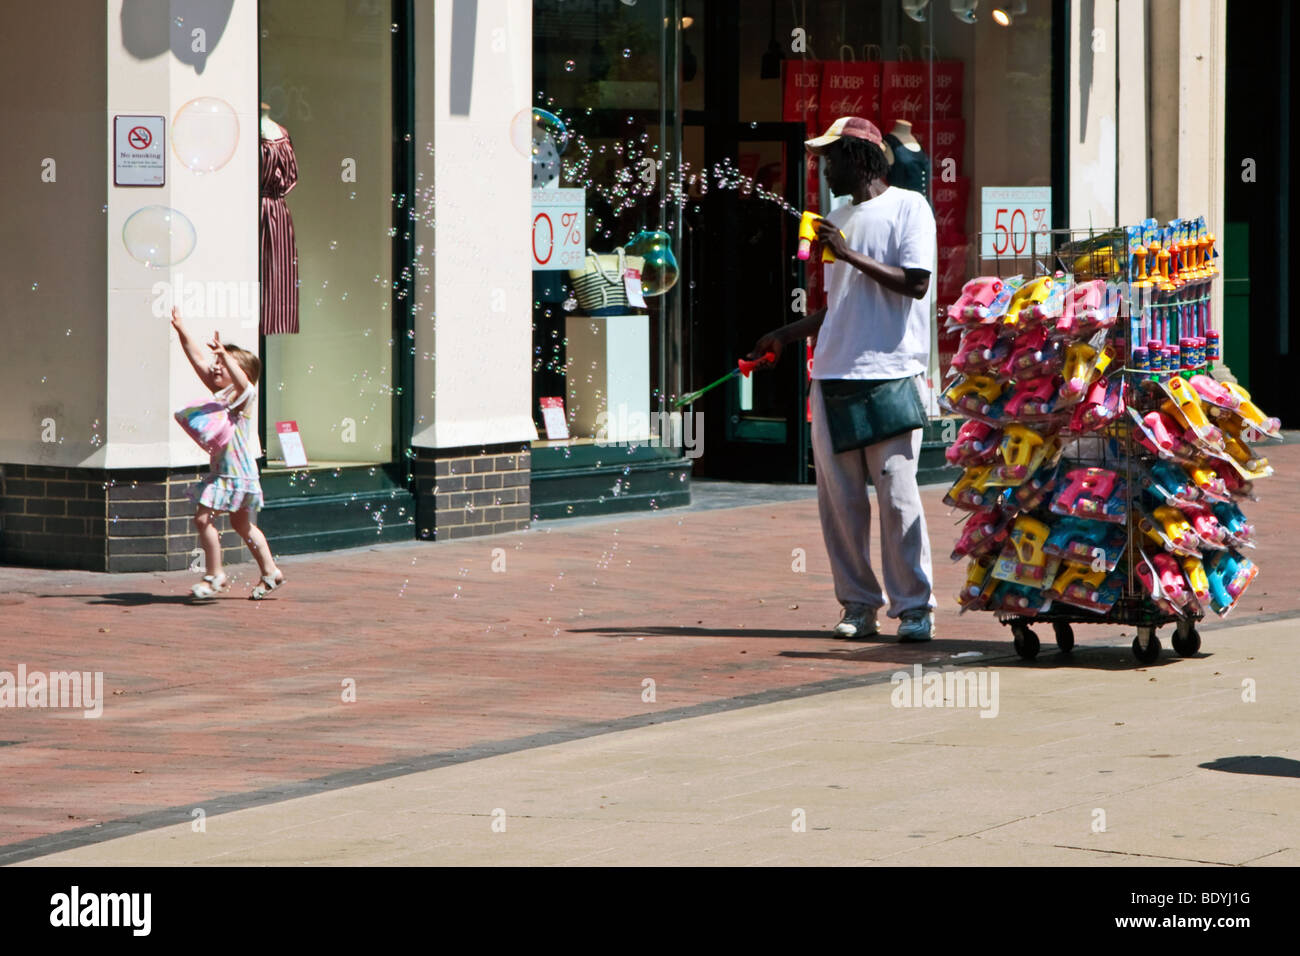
[171,307,286,600]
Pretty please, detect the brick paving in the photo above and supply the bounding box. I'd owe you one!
[1,444,1297,853]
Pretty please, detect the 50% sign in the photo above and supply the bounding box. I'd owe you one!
[980,187,1052,259]
[531,188,586,271]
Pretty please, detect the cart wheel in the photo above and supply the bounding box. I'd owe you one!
[1012,623,1040,660]
[1172,627,1201,657]
[1131,628,1161,664]
[1052,621,1075,653]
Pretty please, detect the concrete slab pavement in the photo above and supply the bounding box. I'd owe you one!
[17,617,1298,866]
[2,445,1298,864]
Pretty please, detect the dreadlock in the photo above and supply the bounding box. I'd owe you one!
[835,136,890,185]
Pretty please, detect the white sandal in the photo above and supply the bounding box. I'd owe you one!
[191,572,228,600]
[250,570,286,600]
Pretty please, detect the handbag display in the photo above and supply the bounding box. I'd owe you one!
[820,376,927,453]
[567,247,646,316]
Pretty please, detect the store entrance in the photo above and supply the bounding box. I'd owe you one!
[683,121,811,482]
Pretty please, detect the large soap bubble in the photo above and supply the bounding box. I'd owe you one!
[123,205,197,267]
[509,108,569,188]
[172,96,240,172]
[625,229,679,296]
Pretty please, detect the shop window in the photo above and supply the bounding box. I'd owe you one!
[258,0,395,472]
[530,0,684,459]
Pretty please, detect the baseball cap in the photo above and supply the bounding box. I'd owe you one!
[804,116,884,153]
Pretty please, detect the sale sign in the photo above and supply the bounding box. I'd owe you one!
[531,188,586,271]
[980,187,1051,259]
[819,61,881,132]
[782,60,823,134]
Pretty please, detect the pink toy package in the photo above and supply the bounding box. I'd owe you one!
[1050,467,1127,523]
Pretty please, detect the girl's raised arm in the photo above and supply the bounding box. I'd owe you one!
[171,308,218,392]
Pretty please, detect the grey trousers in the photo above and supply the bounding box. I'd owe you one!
[810,378,935,618]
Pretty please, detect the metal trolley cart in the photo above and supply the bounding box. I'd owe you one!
[942,224,1258,664]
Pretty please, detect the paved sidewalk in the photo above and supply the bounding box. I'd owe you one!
[19,616,1300,866]
[1,445,1298,863]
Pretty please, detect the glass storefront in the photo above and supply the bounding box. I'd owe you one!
[258,1,396,473]
[529,0,690,516]
[527,0,1057,493]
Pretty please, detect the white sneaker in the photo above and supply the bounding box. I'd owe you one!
[897,608,935,642]
[833,604,880,639]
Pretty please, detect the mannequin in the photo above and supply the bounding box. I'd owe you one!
[259,102,299,334]
[259,102,286,142]
[882,119,931,197]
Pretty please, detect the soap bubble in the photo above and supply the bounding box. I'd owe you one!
[508,108,569,188]
[622,48,631,58]
[625,229,679,296]
[564,59,575,72]
[172,97,239,173]
[122,206,196,268]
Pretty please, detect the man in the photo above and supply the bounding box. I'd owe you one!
[749,116,937,641]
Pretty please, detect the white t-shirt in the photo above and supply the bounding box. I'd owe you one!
[812,186,936,380]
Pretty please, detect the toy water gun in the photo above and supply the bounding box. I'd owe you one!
[1060,342,1097,398]
[958,554,999,610]
[1052,467,1125,522]
[1182,555,1211,606]
[952,507,1013,559]
[946,276,1009,325]
[1151,552,1190,606]
[1003,375,1058,418]
[1219,382,1282,436]
[1001,275,1056,329]
[1047,563,1108,604]
[944,375,1003,418]
[1182,503,1225,547]
[1211,500,1252,543]
[997,424,1046,481]
[1002,326,1058,379]
[945,419,1001,467]
[1151,505,1200,552]
[993,515,1056,586]
[673,352,776,408]
[1187,463,1229,501]
[1014,461,1062,512]
[951,326,1004,375]
[944,465,997,511]
[1149,460,1199,506]
[1205,550,1257,614]
[797,211,841,263]
[1070,375,1123,432]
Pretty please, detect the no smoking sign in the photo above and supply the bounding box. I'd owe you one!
[114,115,165,186]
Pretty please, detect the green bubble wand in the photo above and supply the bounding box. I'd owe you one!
[672,352,776,409]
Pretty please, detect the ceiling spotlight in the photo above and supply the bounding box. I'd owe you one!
[901,0,931,21]
[991,0,1026,25]
[949,0,978,24]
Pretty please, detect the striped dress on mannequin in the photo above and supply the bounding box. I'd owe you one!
[260,133,299,335]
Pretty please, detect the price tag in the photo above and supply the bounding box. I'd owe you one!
[539,397,569,440]
[624,267,647,309]
[275,421,309,467]
[531,188,586,271]
[981,187,1051,259]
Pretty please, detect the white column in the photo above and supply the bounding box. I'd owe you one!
[104,0,259,468]
[413,0,536,449]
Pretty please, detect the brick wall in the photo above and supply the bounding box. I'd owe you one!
[0,465,246,573]
[412,442,532,540]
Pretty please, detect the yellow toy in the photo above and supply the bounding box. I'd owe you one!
[945,375,1003,416]
[1152,505,1198,551]
[1001,275,1055,328]
[797,211,840,263]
